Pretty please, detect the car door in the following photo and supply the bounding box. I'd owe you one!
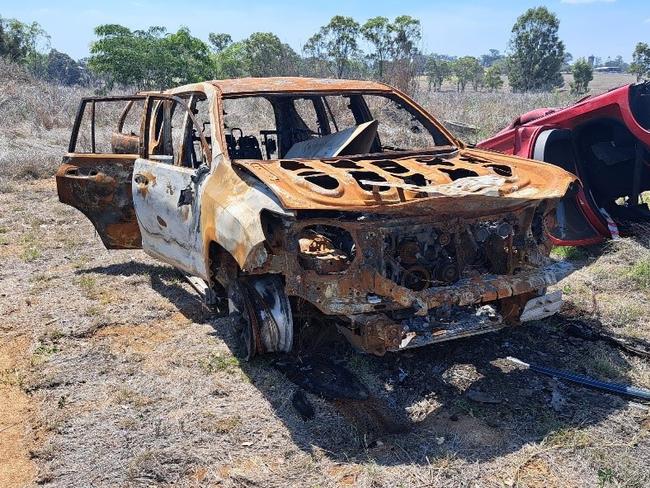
[56,96,146,249]
[132,93,213,279]
[531,128,607,245]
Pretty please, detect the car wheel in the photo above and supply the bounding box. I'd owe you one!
[228,274,293,360]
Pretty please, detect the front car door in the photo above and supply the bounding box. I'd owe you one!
[132,92,213,278]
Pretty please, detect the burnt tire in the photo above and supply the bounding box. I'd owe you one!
[228,274,293,360]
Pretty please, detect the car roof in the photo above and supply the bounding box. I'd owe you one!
[204,77,394,96]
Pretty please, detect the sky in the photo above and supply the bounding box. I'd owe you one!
[0,0,648,61]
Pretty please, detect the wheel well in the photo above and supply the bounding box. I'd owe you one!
[208,241,239,293]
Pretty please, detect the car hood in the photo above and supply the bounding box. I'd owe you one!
[233,148,576,217]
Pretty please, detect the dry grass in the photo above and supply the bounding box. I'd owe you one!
[1,178,649,488]
[560,237,650,339]
[0,59,108,183]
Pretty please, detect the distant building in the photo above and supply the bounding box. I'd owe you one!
[594,66,623,73]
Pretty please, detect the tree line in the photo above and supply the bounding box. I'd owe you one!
[2,8,650,95]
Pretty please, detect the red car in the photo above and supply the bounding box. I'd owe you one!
[479,82,650,245]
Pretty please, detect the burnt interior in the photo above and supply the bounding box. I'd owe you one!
[537,116,650,232]
[221,92,452,162]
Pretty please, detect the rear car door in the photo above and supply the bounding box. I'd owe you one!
[56,96,145,249]
[132,93,213,279]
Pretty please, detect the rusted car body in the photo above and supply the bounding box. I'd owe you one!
[56,77,576,357]
[479,82,650,245]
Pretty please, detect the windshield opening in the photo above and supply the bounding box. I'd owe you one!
[221,92,454,161]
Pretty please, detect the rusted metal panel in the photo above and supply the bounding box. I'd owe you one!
[56,154,141,249]
[207,77,394,96]
[200,156,294,272]
[132,160,208,278]
[232,148,575,214]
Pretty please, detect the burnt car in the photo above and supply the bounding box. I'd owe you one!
[57,77,576,358]
[479,82,650,245]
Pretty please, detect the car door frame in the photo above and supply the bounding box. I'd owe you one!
[132,91,214,279]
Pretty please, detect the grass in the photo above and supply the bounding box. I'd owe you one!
[0,367,25,388]
[21,245,42,262]
[74,275,117,304]
[544,427,591,449]
[210,415,242,434]
[200,352,241,374]
[626,258,650,290]
[551,246,589,261]
[31,343,59,366]
[76,275,97,296]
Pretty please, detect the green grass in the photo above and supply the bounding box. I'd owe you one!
[597,467,615,487]
[551,246,588,261]
[200,352,240,374]
[76,275,98,298]
[544,427,591,448]
[21,245,42,262]
[19,230,42,261]
[626,258,650,290]
[31,342,59,366]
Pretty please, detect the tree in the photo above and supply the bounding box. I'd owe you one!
[162,27,212,85]
[452,56,483,92]
[0,16,48,63]
[630,42,650,81]
[481,49,504,67]
[29,49,86,85]
[387,15,421,91]
[506,7,565,92]
[483,65,504,92]
[212,41,247,79]
[390,15,421,61]
[212,32,299,79]
[89,24,212,89]
[242,32,298,77]
[208,33,232,53]
[425,55,452,91]
[361,16,393,79]
[304,16,360,78]
[570,58,593,95]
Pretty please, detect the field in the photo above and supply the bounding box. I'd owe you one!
[2,69,650,487]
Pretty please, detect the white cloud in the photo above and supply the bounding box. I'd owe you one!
[561,0,615,4]
[645,18,650,23]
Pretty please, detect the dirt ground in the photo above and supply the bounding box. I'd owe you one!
[1,178,650,487]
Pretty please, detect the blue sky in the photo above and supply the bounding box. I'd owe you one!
[0,0,648,61]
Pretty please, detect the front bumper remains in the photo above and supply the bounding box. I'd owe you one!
[336,261,572,355]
